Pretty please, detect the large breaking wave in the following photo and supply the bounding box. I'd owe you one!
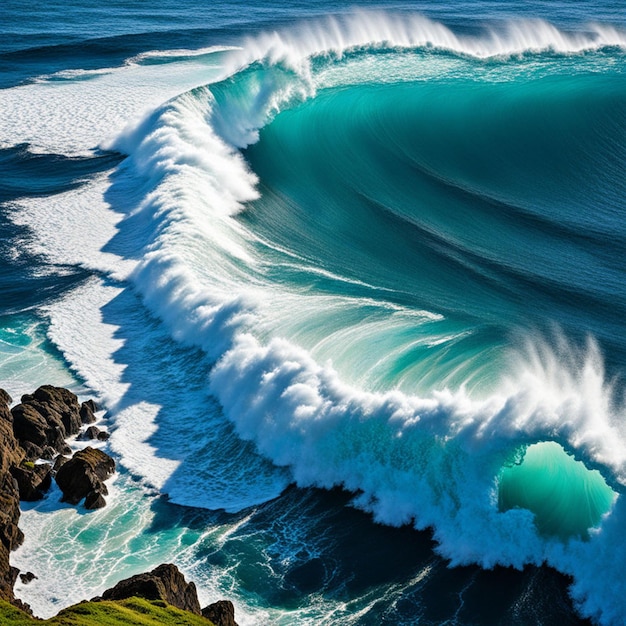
[30,11,626,624]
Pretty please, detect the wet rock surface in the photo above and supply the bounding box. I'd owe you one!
[202,600,239,626]
[55,446,115,506]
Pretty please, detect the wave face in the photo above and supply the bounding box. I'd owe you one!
[95,12,626,624]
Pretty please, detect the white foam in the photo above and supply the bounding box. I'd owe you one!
[0,52,229,155]
[125,45,238,66]
[44,280,129,411]
[8,174,135,281]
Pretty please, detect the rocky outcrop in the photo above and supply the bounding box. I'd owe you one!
[0,471,23,551]
[0,389,11,406]
[19,572,37,585]
[79,399,98,425]
[10,463,52,502]
[55,447,115,506]
[202,600,239,626]
[29,386,83,434]
[0,385,107,613]
[97,563,203,615]
[0,390,25,610]
[12,402,63,456]
[80,425,110,441]
[11,386,83,456]
[94,563,239,624]
[84,491,107,510]
[0,471,23,606]
[52,454,69,474]
[0,393,24,474]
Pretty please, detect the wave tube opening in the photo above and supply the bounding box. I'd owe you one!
[498,441,616,541]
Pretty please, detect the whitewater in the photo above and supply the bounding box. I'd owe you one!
[1,5,626,625]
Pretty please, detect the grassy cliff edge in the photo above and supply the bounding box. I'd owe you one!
[0,597,216,625]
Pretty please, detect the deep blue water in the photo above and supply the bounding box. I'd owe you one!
[1,1,625,624]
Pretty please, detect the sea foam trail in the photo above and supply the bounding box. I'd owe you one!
[0,48,230,155]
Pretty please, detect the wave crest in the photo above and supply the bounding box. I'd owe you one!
[226,11,626,74]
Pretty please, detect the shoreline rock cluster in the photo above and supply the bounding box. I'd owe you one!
[7,385,113,509]
[0,385,115,611]
[0,385,237,625]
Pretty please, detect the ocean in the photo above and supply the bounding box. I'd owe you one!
[1,0,625,623]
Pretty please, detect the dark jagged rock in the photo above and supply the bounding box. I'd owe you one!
[80,400,98,425]
[0,473,23,553]
[84,491,107,510]
[0,400,23,475]
[10,463,52,502]
[76,447,114,482]
[40,445,56,461]
[11,386,84,456]
[0,389,12,406]
[80,425,109,441]
[80,426,99,441]
[32,386,82,436]
[0,390,24,609]
[52,454,69,474]
[202,600,238,626]
[97,563,202,615]
[11,402,66,454]
[84,399,99,412]
[1,562,18,601]
[55,447,115,506]
[19,441,43,463]
[19,572,37,585]
[0,471,23,608]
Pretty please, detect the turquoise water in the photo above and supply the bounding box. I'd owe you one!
[499,442,615,540]
[240,52,626,393]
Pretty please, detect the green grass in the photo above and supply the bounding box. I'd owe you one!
[0,598,216,625]
[0,601,33,625]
